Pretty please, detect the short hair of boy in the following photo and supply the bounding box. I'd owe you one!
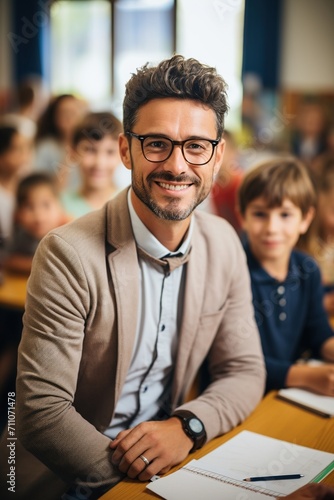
[16,172,59,208]
[72,112,122,147]
[123,54,229,138]
[238,157,316,217]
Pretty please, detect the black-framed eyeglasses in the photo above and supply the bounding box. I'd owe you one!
[126,132,220,166]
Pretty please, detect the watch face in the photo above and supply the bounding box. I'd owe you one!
[189,417,204,434]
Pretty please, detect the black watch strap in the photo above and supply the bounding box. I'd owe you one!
[173,409,207,452]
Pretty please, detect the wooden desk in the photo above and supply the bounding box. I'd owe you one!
[100,392,334,499]
[0,273,27,309]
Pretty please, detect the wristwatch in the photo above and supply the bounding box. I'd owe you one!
[173,410,207,452]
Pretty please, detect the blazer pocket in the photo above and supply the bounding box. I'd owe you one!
[199,299,228,325]
[197,301,228,341]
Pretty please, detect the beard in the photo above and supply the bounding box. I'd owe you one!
[131,166,212,221]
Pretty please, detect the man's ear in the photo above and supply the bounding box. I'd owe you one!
[119,133,132,170]
[300,207,315,234]
[213,138,225,177]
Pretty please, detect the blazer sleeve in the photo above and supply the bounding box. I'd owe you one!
[176,224,266,442]
[16,233,123,489]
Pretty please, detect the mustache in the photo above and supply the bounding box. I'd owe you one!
[147,171,200,186]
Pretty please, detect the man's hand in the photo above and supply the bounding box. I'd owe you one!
[283,484,334,499]
[109,417,193,480]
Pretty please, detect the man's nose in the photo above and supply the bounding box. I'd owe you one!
[162,144,188,175]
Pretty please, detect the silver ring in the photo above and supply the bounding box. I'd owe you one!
[139,454,150,467]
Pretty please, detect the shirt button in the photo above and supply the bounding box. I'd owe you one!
[279,298,286,306]
[143,386,148,393]
[277,285,285,294]
[161,324,165,331]
[279,312,287,321]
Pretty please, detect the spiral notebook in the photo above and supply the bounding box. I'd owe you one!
[147,431,334,500]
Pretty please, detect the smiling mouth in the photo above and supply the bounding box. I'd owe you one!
[157,182,191,191]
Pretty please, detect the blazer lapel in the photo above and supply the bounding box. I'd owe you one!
[105,189,140,405]
[172,214,207,404]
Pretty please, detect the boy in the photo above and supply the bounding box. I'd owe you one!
[238,157,334,394]
[61,111,123,218]
[5,172,69,274]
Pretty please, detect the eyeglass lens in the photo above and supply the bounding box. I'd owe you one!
[142,136,214,165]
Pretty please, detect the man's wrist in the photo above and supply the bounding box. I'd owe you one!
[172,410,206,452]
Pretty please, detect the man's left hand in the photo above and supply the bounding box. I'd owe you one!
[109,417,193,480]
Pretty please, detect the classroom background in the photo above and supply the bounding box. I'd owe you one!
[1,0,334,431]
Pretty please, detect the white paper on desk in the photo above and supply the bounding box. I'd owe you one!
[147,463,268,500]
[146,431,334,500]
[277,388,334,417]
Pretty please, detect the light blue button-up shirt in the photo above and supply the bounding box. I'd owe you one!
[105,190,193,438]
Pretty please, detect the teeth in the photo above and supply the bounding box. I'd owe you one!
[159,182,189,191]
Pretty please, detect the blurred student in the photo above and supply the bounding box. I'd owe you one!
[238,157,334,394]
[61,112,122,218]
[0,125,33,248]
[1,76,48,140]
[210,130,243,235]
[299,156,334,316]
[1,172,68,430]
[311,126,334,180]
[35,94,87,188]
[5,172,70,275]
[290,98,328,168]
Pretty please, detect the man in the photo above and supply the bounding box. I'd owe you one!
[0,55,265,499]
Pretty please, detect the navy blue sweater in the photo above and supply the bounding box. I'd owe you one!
[244,243,334,391]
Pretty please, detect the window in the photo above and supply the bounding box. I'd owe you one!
[50,1,111,105]
[50,0,244,127]
[177,0,245,130]
[50,0,175,110]
[112,0,175,108]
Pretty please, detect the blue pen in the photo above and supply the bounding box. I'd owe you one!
[243,474,304,482]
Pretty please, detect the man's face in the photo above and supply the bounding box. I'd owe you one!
[119,98,224,223]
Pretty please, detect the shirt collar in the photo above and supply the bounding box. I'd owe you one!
[127,188,193,259]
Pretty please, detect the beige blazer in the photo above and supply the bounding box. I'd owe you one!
[11,188,265,494]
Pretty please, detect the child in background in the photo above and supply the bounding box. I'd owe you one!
[35,94,87,188]
[299,156,334,316]
[61,111,122,218]
[238,157,334,394]
[1,172,69,422]
[0,125,33,249]
[5,172,70,274]
[290,98,328,168]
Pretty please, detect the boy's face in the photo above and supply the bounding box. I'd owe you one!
[17,185,63,240]
[241,197,313,266]
[75,136,120,189]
